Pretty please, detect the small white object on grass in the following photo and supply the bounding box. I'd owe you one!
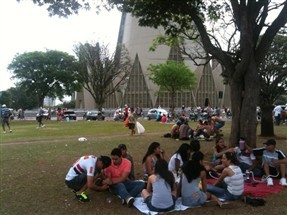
[78,137,87,142]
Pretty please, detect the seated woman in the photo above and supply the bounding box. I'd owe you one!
[208,137,234,173]
[168,143,191,177]
[179,122,193,140]
[141,159,177,212]
[180,151,222,207]
[142,142,165,181]
[207,152,244,201]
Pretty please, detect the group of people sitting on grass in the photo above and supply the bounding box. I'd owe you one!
[164,113,225,141]
[65,137,287,212]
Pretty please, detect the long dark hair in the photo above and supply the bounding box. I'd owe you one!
[224,152,240,166]
[215,137,226,153]
[142,142,161,164]
[174,143,191,163]
[154,159,174,189]
[182,151,205,183]
[190,139,200,152]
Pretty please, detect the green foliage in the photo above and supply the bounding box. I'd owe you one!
[74,42,131,111]
[259,34,287,107]
[20,0,90,17]
[1,86,39,110]
[148,60,196,92]
[63,99,76,109]
[149,35,185,52]
[8,50,81,107]
[148,60,196,111]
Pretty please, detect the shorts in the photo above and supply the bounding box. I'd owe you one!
[145,195,176,212]
[128,123,135,129]
[65,174,87,191]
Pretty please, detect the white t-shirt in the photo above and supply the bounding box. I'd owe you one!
[65,155,97,181]
[168,153,183,172]
[273,105,282,116]
[234,147,256,166]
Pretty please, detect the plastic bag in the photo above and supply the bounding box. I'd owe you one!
[136,121,145,134]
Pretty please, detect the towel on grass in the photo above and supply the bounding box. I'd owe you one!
[133,197,198,215]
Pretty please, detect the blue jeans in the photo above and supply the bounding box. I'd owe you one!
[214,121,225,130]
[110,180,145,200]
[207,184,242,201]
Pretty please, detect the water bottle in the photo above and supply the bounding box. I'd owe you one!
[245,170,251,183]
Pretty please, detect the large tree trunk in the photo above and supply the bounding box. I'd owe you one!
[229,59,259,148]
[260,105,274,136]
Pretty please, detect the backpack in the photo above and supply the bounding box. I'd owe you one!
[2,108,10,118]
[242,196,266,207]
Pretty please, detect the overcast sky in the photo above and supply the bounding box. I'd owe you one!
[0,1,121,91]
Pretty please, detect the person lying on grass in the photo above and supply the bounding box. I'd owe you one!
[65,155,111,202]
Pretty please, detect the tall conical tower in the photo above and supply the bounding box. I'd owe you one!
[76,13,230,110]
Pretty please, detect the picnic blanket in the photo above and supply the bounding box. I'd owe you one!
[133,197,198,215]
[207,178,285,197]
[134,179,285,214]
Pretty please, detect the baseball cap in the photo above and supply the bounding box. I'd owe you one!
[118,144,127,150]
[263,139,276,146]
[2,104,6,108]
[99,156,111,169]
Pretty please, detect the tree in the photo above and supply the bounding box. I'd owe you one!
[1,86,39,110]
[258,34,287,136]
[8,50,81,107]
[26,1,287,146]
[148,60,196,114]
[74,42,131,111]
[0,91,12,107]
[100,0,287,147]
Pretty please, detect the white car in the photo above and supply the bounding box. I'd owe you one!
[147,108,168,120]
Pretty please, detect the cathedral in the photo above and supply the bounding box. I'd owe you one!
[75,13,230,110]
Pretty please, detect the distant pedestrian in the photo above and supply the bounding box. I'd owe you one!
[273,105,282,125]
[1,104,12,133]
[37,107,45,128]
[128,107,137,136]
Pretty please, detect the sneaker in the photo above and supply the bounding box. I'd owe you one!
[126,196,135,207]
[279,178,287,186]
[75,192,90,203]
[3,131,6,133]
[9,130,12,133]
[117,195,125,205]
[267,177,274,186]
[41,124,45,128]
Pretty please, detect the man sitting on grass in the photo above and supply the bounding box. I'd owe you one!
[248,139,287,186]
[65,155,111,202]
[103,148,145,207]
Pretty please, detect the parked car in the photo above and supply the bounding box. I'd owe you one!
[36,108,50,121]
[147,108,168,120]
[83,111,105,121]
[63,110,77,120]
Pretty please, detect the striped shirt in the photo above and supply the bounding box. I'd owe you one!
[224,165,244,196]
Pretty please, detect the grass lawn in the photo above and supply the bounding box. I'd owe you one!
[0,119,286,215]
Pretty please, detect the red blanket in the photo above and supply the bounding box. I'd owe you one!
[207,178,285,197]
